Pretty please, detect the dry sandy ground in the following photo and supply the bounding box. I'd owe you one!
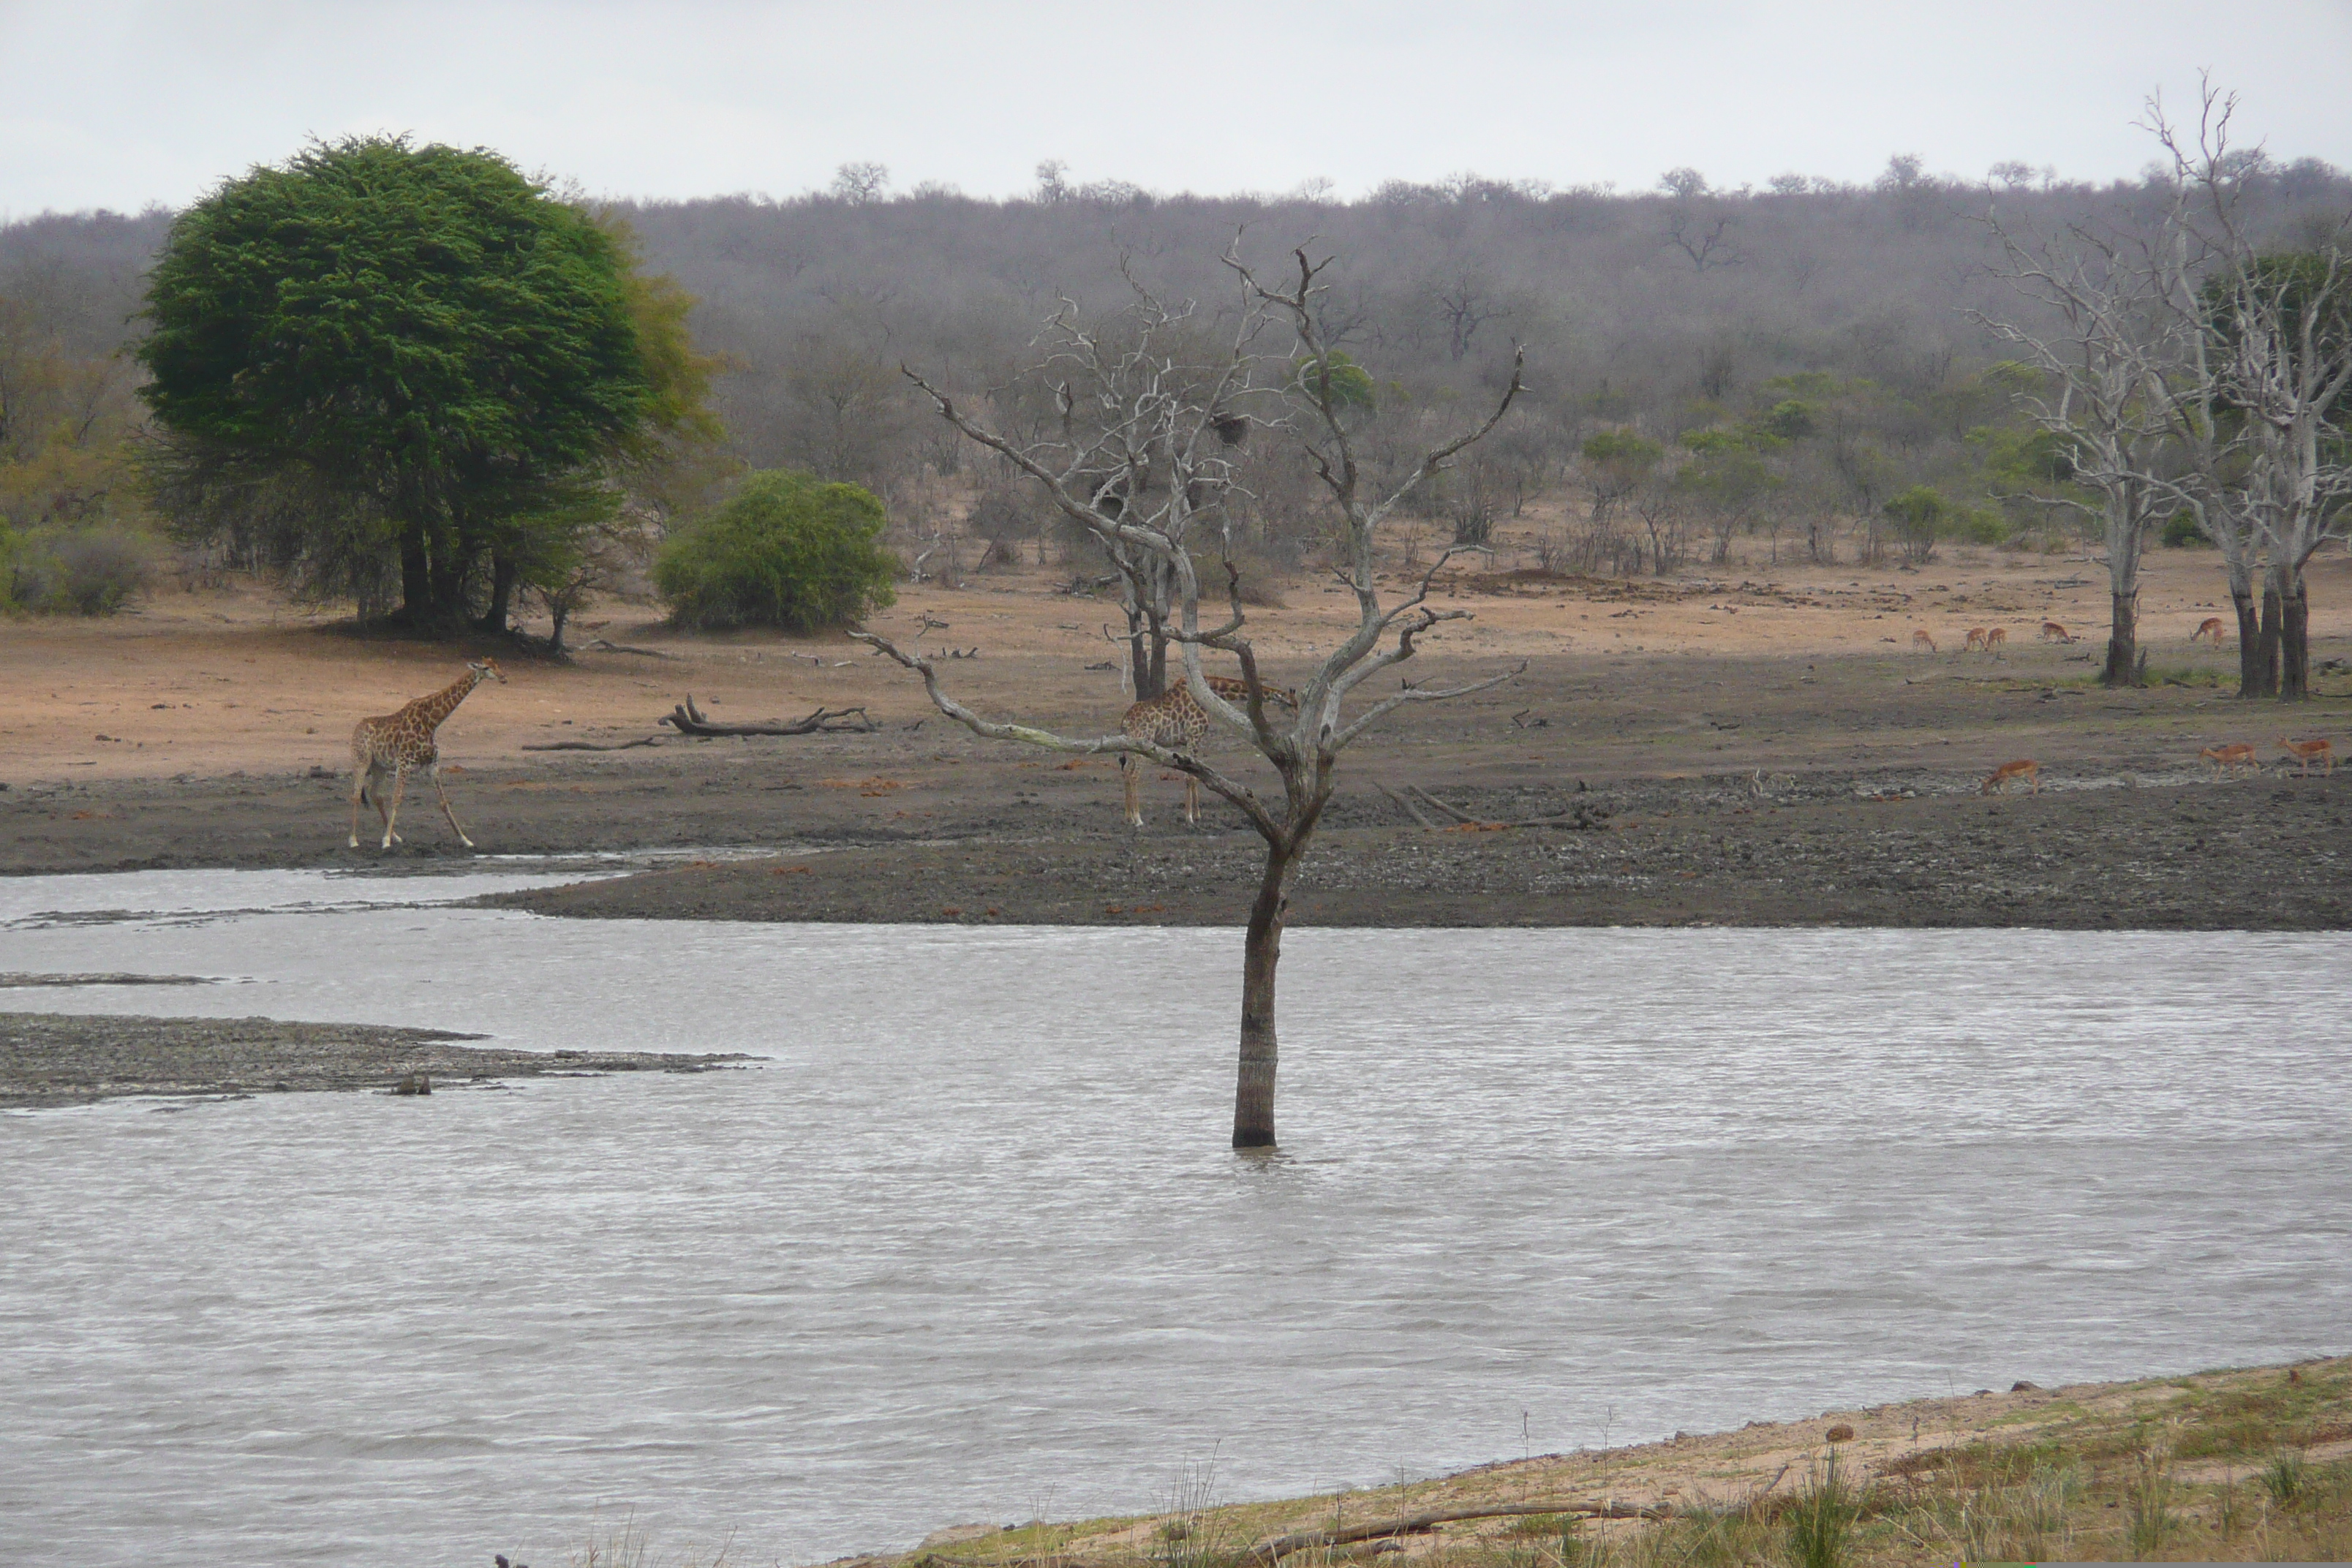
[4,544,2351,927]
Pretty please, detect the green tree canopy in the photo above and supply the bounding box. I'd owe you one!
[138,135,712,629]
[655,469,899,632]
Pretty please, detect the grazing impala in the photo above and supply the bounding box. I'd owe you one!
[1964,627,1989,652]
[1980,759,2041,795]
[2277,736,2336,777]
[2198,743,2260,777]
[1983,627,2007,657]
[1912,628,1937,654]
[2040,621,2074,644]
[2191,617,2226,644]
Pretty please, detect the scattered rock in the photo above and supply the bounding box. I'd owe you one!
[1824,1423,1855,1442]
[2011,1380,2041,1392]
[393,1072,431,1096]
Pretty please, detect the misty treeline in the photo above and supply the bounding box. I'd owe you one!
[3,146,2345,619]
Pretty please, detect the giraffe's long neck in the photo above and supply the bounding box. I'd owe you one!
[410,670,487,733]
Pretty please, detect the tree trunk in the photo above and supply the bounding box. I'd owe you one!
[477,550,518,634]
[2100,591,2141,687]
[2280,580,2310,702]
[2254,584,2283,700]
[399,529,431,624]
[1232,834,1297,1150]
[549,600,570,656]
[2233,587,2264,698]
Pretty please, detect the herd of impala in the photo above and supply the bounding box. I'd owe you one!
[1903,614,2337,795]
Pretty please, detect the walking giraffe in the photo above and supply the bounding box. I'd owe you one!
[348,659,507,850]
[1118,674,1297,827]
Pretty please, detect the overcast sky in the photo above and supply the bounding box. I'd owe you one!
[4,0,2349,217]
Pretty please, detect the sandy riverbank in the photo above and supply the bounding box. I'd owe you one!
[833,1357,2348,1568]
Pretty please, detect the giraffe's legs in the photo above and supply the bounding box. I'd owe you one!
[430,764,474,848]
[1183,774,1199,826]
[380,766,410,851]
[348,767,367,850]
[1121,754,1143,828]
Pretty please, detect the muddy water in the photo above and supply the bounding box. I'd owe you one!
[4,870,2347,1567]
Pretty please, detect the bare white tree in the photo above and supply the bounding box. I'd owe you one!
[854,244,1523,1149]
[2142,83,2352,699]
[1972,143,2201,686]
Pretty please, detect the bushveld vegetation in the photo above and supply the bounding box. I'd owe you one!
[2,129,2344,657]
[655,467,897,630]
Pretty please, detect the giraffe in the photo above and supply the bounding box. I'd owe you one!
[1117,674,1297,828]
[347,659,507,851]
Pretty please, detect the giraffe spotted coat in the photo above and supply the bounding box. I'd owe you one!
[348,660,505,850]
[1116,674,1297,827]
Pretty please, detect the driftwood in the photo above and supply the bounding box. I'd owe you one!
[584,638,677,658]
[1243,1501,1670,1565]
[521,736,662,752]
[1377,781,1441,830]
[662,694,878,737]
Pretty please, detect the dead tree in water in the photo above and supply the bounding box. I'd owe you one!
[856,244,1523,1149]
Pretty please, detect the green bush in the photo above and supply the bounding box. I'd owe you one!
[1942,503,2008,546]
[2162,511,2212,548]
[4,527,154,614]
[655,470,898,631]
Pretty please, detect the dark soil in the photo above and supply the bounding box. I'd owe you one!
[0,1012,752,1109]
[7,649,2349,930]
[489,769,2352,930]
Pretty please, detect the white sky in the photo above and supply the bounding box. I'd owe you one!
[3,0,2349,216]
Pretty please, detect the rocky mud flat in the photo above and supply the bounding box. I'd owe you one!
[8,641,2351,929]
[0,1011,750,1109]
[489,766,2352,930]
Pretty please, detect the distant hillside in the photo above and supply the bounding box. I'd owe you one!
[6,157,2345,561]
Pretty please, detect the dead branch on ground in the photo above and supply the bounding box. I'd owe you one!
[661,695,877,736]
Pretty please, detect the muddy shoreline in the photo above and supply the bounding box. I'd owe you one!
[8,643,2351,930]
[0,1011,752,1109]
[482,768,2352,930]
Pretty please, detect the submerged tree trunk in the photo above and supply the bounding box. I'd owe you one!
[2101,591,2141,687]
[2280,579,2311,701]
[1232,835,1295,1150]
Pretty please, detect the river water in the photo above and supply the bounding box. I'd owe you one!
[3,870,2347,1567]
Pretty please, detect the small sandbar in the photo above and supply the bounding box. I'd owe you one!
[1,1011,752,1109]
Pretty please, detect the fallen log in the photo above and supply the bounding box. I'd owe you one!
[1405,784,1610,832]
[521,736,662,752]
[1409,784,1483,825]
[584,638,677,658]
[662,695,878,737]
[1377,782,1441,830]
[1244,1501,1670,1564]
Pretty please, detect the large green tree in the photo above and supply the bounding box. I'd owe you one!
[140,135,699,629]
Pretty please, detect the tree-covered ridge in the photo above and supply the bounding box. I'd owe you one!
[2,145,2345,625]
